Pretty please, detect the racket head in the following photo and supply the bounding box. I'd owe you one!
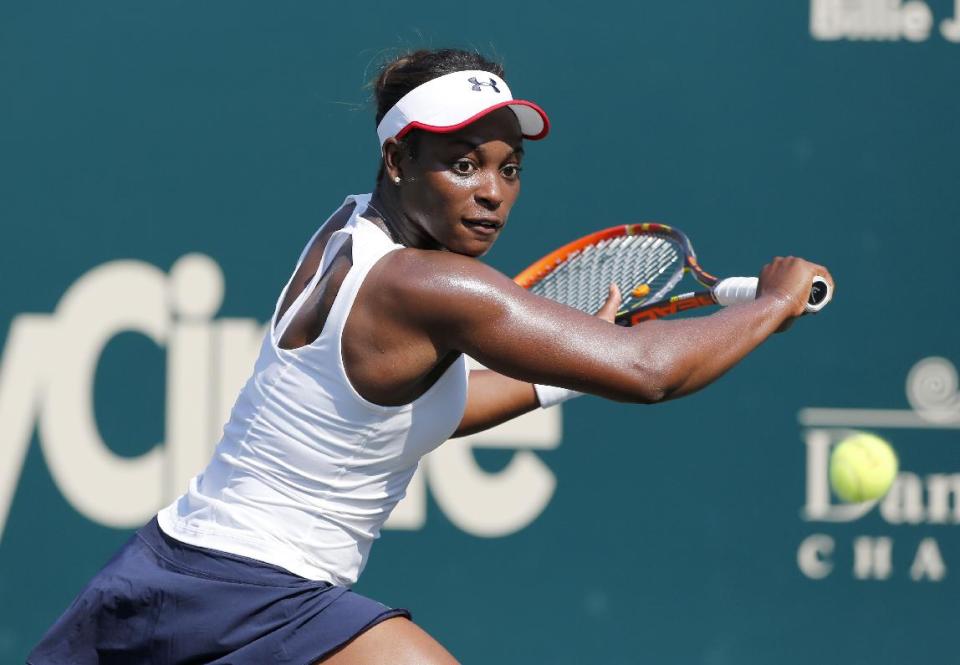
[515,223,717,320]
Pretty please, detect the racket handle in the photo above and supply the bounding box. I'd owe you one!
[712,277,758,306]
[712,276,832,313]
[806,275,832,313]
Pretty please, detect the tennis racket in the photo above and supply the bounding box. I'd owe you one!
[514,223,832,326]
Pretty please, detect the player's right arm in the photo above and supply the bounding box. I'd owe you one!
[387,250,831,404]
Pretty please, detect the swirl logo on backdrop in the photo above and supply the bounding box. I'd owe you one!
[907,357,960,424]
[810,0,960,42]
[797,356,960,583]
[0,256,562,544]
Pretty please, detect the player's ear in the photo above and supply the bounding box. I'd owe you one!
[382,138,404,182]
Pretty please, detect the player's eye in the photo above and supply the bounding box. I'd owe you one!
[452,159,477,176]
[500,164,522,180]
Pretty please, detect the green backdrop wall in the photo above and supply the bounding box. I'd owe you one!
[2,1,959,663]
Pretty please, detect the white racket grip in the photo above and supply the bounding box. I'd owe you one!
[712,275,832,313]
[712,277,758,306]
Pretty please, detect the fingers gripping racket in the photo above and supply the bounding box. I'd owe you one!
[514,223,831,326]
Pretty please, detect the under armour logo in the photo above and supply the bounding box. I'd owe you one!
[468,76,501,93]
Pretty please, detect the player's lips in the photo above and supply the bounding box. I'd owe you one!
[461,218,503,235]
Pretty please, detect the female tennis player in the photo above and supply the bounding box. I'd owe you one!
[29,48,833,664]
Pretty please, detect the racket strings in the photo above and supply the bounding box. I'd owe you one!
[529,234,685,314]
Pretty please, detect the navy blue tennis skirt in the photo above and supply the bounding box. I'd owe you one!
[27,518,409,664]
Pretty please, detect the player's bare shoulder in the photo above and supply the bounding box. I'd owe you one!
[364,247,521,327]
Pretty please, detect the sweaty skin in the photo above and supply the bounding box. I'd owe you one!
[281,107,834,665]
[280,108,834,434]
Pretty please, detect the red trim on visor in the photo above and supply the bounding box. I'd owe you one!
[394,99,550,141]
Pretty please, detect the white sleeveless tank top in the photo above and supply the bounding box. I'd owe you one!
[157,194,469,585]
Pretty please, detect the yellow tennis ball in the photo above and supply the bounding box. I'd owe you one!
[829,432,899,503]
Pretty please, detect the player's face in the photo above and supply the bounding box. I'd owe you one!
[397,108,524,257]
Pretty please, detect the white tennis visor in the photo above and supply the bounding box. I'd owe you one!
[376,70,550,147]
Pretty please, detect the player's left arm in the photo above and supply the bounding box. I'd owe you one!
[451,285,622,438]
[452,369,538,437]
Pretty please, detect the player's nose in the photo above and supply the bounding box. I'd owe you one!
[474,170,503,211]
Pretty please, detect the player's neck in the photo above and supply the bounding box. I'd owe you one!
[368,185,440,251]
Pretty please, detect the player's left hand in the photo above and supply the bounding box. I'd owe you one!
[595,283,622,323]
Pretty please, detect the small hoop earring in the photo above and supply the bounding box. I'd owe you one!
[393,176,401,185]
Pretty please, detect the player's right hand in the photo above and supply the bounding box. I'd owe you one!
[757,256,835,322]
